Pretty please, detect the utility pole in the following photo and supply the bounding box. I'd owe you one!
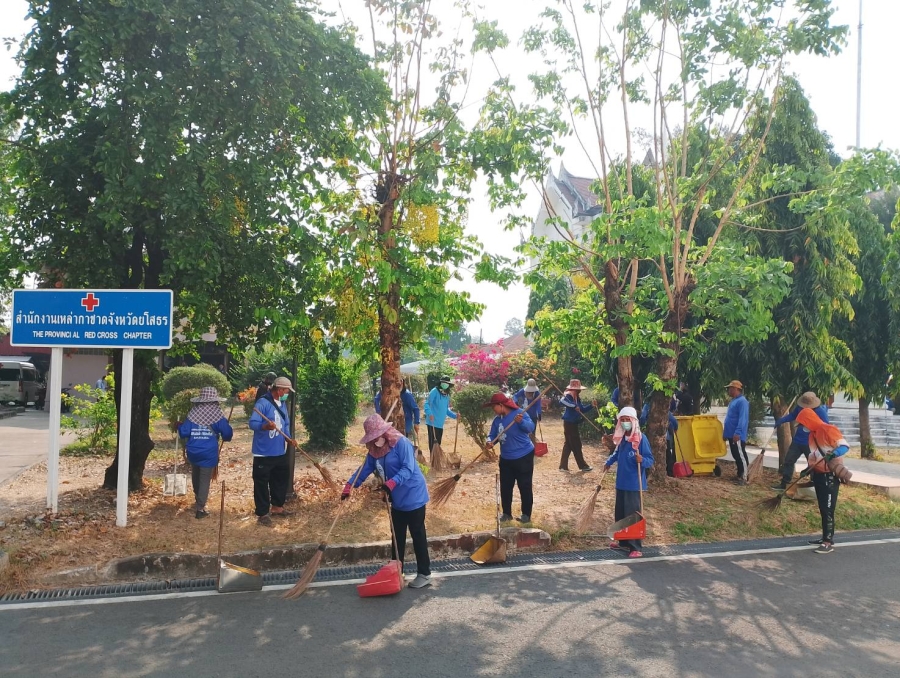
[855,0,863,148]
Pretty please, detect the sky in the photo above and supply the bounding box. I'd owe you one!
[1,0,898,343]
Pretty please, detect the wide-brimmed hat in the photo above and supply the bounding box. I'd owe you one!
[524,378,539,393]
[359,414,393,444]
[565,379,586,391]
[482,392,519,409]
[272,376,294,392]
[439,375,454,387]
[724,380,743,391]
[617,406,638,420]
[798,391,821,408]
[191,386,226,403]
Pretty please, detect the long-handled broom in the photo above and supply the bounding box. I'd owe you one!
[747,396,799,483]
[430,385,552,508]
[283,464,367,600]
[757,470,812,512]
[252,407,337,490]
[574,466,610,534]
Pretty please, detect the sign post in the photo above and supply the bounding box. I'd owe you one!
[11,289,173,526]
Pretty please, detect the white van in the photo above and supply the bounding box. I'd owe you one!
[0,360,42,406]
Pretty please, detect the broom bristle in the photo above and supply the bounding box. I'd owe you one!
[574,485,602,534]
[747,449,765,483]
[283,546,325,600]
[314,463,338,491]
[429,474,461,508]
[431,443,447,471]
[756,493,784,512]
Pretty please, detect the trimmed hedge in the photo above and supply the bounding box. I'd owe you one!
[297,358,359,451]
[160,365,230,401]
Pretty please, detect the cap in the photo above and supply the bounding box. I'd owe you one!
[272,376,294,392]
[482,392,519,409]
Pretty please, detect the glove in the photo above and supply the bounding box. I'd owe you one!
[382,479,397,496]
[341,483,352,501]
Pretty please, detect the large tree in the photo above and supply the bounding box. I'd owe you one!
[1,0,384,490]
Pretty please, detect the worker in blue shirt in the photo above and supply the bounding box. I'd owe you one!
[723,380,750,484]
[484,392,536,523]
[771,391,830,490]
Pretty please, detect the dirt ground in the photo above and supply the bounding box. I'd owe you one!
[2,411,899,593]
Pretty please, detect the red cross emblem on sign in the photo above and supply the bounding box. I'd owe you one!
[81,293,100,312]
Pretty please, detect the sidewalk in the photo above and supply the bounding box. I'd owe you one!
[719,446,900,500]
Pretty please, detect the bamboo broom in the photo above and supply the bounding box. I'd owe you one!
[574,467,610,534]
[747,396,799,483]
[430,385,552,508]
[252,407,337,490]
[283,464,366,599]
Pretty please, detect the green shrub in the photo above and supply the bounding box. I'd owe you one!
[297,358,359,451]
[166,389,200,431]
[453,384,497,451]
[228,343,293,393]
[61,382,118,455]
[160,365,230,401]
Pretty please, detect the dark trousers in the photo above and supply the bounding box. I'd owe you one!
[614,489,643,551]
[390,505,431,576]
[191,464,214,510]
[812,472,839,543]
[780,441,811,486]
[560,421,589,470]
[427,425,444,452]
[252,454,289,516]
[499,452,535,517]
[665,434,675,477]
[728,439,749,480]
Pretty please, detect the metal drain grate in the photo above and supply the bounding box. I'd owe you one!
[3,529,898,605]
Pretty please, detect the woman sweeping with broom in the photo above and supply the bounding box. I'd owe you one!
[483,392,536,524]
[604,406,653,558]
[341,415,433,588]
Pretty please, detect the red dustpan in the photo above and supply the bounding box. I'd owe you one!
[357,560,403,597]
[607,464,647,540]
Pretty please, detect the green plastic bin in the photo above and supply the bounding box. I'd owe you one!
[674,415,727,476]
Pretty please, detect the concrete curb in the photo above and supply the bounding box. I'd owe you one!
[0,407,25,421]
[78,528,552,583]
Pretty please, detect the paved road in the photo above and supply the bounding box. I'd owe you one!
[0,410,63,487]
[2,541,899,677]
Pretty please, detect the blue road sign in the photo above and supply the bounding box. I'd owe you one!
[10,289,174,349]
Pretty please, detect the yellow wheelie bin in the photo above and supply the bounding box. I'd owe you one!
[674,415,727,476]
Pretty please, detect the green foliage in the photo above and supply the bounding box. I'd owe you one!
[160,365,230,402]
[297,358,359,451]
[423,350,456,391]
[61,383,118,455]
[453,384,498,449]
[228,344,293,393]
[165,389,200,432]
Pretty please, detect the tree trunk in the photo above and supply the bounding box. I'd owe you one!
[376,174,406,435]
[103,349,156,492]
[859,396,875,459]
[603,260,636,408]
[771,397,791,468]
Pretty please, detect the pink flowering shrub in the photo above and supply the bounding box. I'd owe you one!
[453,344,510,387]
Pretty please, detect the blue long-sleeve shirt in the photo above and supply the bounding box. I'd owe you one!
[248,394,290,457]
[723,394,749,441]
[424,388,457,429]
[639,403,678,434]
[374,390,421,430]
[605,435,653,491]
[178,418,234,467]
[488,409,535,460]
[345,437,429,512]
[775,405,829,446]
[560,393,594,423]
[512,389,542,420]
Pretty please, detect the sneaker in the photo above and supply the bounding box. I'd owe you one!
[499,513,514,523]
[408,574,432,589]
[517,514,531,524]
[558,468,569,473]
[815,542,834,554]
[808,538,825,545]
[257,515,273,527]
[734,478,748,486]
[628,550,643,559]
[270,509,292,518]
[771,483,787,492]
[609,541,624,550]
[195,509,209,519]
[580,466,593,473]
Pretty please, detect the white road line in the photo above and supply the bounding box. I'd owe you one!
[3,537,899,612]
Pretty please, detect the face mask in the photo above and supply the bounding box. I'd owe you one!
[279,393,290,402]
[373,437,386,448]
[622,421,633,432]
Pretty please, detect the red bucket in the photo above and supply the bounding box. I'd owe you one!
[357,560,403,597]
[534,442,548,457]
